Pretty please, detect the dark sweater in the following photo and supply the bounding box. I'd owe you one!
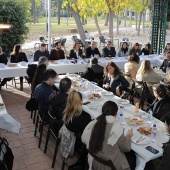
[141,48,153,55]
[50,49,65,60]
[85,47,101,58]
[102,47,116,57]
[34,82,53,122]
[69,49,83,59]
[26,64,37,84]
[160,59,170,73]
[0,53,8,64]
[10,52,28,63]
[49,91,68,121]
[34,50,49,61]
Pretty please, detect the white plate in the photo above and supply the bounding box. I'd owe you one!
[88,103,101,109]
[101,91,113,96]
[131,136,150,145]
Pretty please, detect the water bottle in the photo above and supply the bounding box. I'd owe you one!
[119,106,124,122]
[151,63,154,68]
[148,108,153,123]
[151,124,157,142]
[166,66,169,73]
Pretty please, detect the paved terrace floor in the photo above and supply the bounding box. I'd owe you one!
[0,82,76,170]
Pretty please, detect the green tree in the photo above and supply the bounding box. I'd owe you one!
[0,0,29,55]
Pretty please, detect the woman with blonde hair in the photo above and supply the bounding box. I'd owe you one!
[136,60,162,83]
[103,62,129,96]
[124,54,140,81]
[69,42,82,59]
[63,90,91,149]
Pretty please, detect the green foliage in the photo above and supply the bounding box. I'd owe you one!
[0,0,29,55]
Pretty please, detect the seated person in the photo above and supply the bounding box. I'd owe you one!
[144,115,170,170]
[136,60,162,84]
[85,30,91,40]
[69,43,82,59]
[63,90,91,149]
[141,43,153,55]
[49,77,71,122]
[31,64,47,93]
[117,42,129,57]
[34,43,49,61]
[34,69,57,123]
[81,57,103,85]
[163,43,170,56]
[27,56,49,84]
[0,46,9,90]
[82,101,134,170]
[85,41,101,58]
[102,41,116,57]
[10,44,28,90]
[129,43,141,55]
[160,50,170,73]
[103,62,129,96]
[147,84,170,121]
[124,54,140,82]
[50,41,65,60]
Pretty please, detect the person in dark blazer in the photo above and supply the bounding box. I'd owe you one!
[10,44,28,90]
[0,46,10,91]
[147,84,170,122]
[103,62,129,96]
[81,57,103,86]
[85,41,101,58]
[69,43,82,59]
[144,115,170,170]
[160,50,170,73]
[141,43,153,55]
[34,43,49,61]
[49,41,65,60]
[102,41,116,57]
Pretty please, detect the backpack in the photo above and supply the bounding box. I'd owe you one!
[0,138,14,170]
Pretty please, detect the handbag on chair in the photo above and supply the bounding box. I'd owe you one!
[25,97,38,111]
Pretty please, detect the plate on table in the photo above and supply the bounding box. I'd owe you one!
[73,84,81,89]
[88,103,101,109]
[7,63,18,67]
[101,91,113,96]
[131,136,150,145]
[148,55,154,58]
[0,103,5,109]
[126,117,144,125]
[105,57,111,60]
[87,94,101,100]
[116,99,130,105]
[137,126,152,136]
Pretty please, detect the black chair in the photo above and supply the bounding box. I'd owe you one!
[34,107,49,148]
[99,36,106,47]
[44,111,61,168]
[88,150,116,170]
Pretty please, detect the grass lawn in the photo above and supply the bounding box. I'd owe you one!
[26,17,150,42]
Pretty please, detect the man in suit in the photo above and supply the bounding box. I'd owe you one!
[102,41,116,57]
[34,43,49,61]
[160,50,170,73]
[85,41,101,58]
[50,42,65,60]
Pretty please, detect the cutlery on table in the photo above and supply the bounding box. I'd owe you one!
[136,137,147,143]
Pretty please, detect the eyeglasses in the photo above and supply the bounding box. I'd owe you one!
[107,44,111,45]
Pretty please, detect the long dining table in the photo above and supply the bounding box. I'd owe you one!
[54,74,169,170]
[0,55,164,79]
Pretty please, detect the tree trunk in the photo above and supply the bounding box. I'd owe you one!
[116,15,119,34]
[33,0,36,23]
[104,13,109,26]
[58,0,61,25]
[124,8,127,27]
[71,10,86,44]
[109,10,114,44]
[130,10,132,25]
[94,16,102,36]
[135,11,138,31]
[85,19,87,24]
[142,12,145,33]
[137,11,143,36]
[82,16,85,25]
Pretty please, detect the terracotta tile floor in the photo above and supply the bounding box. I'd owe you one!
[0,81,75,170]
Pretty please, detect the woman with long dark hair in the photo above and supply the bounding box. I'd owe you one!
[10,44,28,90]
[82,101,134,170]
[141,43,153,55]
[31,64,47,93]
[103,62,129,96]
[129,43,141,55]
[117,42,129,57]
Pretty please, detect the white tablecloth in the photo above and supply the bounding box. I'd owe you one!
[54,75,168,170]
[0,56,163,78]
[0,95,20,133]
